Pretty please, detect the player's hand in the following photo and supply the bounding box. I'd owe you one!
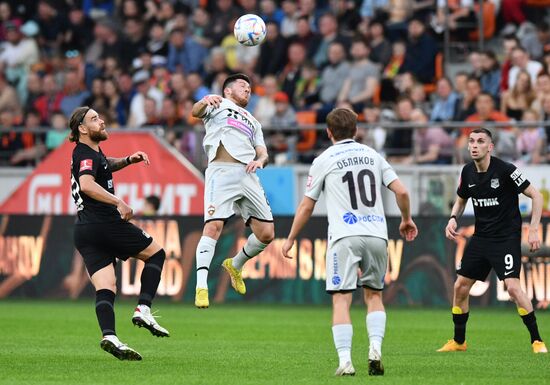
[445,218,459,241]
[245,160,263,173]
[201,94,223,109]
[399,219,418,241]
[281,238,294,259]
[117,200,133,221]
[128,151,150,165]
[528,228,541,252]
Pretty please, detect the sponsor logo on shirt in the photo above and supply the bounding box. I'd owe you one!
[472,197,499,207]
[510,169,525,187]
[490,178,499,189]
[79,159,93,171]
[342,212,384,224]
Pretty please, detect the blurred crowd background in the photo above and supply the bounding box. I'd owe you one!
[0,0,549,168]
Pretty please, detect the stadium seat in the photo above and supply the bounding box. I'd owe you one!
[469,1,496,40]
[295,111,317,152]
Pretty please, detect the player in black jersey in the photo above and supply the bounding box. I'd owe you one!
[69,106,169,361]
[438,128,547,354]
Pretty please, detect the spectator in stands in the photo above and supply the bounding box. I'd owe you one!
[385,95,415,162]
[167,28,208,75]
[385,0,413,42]
[211,0,240,45]
[190,7,216,49]
[0,2,21,42]
[531,71,550,112]
[141,97,160,127]
[147,22,168,57]
[23,71,42,113]
[34,73,64,125]
[260,0,284,26]
[479,50,501,102]
[255,21,288,77]
[63,5,95,53]
[280,42,307,106]
[0,109,23,165]
[298,0,325,31]
[332,0,362,36]
[454,76,481,121]
[160,97,185,145]
[361,103,386,153]
[430,77,459,122]
[127,70,164,127]
[509,46,543,88]
[45,111,69,151]
[291,15,321,58]
[123,17,148,62]
[311,41,350,120]
[294,61,320,109]
[186,72,210,101]
[60,69,90,118]
[101,78,121,128]
[35,0,68,57]
[431,0,476,41]
[379,40,406,102]
[467,50,483,78]
[268,91,299,163]
[114,72,134,126]
[500,35,520,92]
[254,75,279,125]
[399,17,438,84]
[521,21,550,61]
[84,77,106,111]
[142,195,161,216]
[360,0,389,25]
[9,109,46,166]
[501,70,536,121]
[312,13,350,68]
[516,109,545,164]
[0,72,21,116]
[337,38,380,113]
[369,20,392,67]
[280,0,300,38]
[406,108,454,164]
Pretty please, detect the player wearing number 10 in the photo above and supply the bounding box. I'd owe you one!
[282,108,418,376]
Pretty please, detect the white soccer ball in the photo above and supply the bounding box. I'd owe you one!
[234,14,267,46]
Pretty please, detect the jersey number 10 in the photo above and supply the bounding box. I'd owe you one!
[342,170,376,210]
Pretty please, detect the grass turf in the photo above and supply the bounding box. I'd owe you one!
[1,300,549,385]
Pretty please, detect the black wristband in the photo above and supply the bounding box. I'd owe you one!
[126,156,131,165]
[450,215,457,220]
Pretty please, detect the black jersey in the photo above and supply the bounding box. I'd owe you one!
[457,156,529,239]
[71,143,120,224]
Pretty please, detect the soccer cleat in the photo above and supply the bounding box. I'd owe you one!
[334,361,355,376]
[195,288,209,309]
[532,340,548,353]
[132,305,170,337]
[100,336,142,361]
[437,339,467,352]
[368,349,384,376]
[222,258,246,295]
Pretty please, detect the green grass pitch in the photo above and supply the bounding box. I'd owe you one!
[2,300,549,385]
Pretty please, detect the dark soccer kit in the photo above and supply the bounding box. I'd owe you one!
[71,143,152,276]
[456,156,529,281]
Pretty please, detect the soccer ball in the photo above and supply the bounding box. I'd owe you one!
[234,14,267,46]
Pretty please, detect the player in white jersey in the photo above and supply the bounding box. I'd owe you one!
[282,108,418,376]
[191,73,274,308]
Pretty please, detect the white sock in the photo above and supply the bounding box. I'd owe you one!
[332,324,353,366]
[195,236,217,289]
[232,233,268,269]
[366,311,386,358]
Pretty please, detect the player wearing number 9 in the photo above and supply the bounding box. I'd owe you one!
[281,108,418,376]
[438,128,547,354]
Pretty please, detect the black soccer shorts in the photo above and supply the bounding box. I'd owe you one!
[457,235,521,281]
[74,219,153,277]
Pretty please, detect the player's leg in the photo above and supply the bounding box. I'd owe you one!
[195,220,224,307]
[357,236,387,376]
[504,277,547,353]
[132,240,170,337]
[332,292,355,376]
[91,265,142,360]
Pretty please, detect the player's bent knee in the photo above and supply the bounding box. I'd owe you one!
[203,221,224,239]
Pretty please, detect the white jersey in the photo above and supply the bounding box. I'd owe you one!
[202,98,266,164]
[305,139,398,244]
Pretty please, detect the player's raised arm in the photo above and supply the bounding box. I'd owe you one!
[282,196,317,259]
[107,151,150,172]
[522,184,543,252]
[191,94,223,118]
[387,179,418,241]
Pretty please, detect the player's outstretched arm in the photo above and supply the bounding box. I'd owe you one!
[522,184,543,252]
[282,197,316,259]
[79,174,133,220]
[107,151,150,172]
[191,94,222,118]
[387,179,418,241]
[445,196,467,242]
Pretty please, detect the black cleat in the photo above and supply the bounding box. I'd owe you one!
[368,359,384,376]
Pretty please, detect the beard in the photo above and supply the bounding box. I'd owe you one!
[89,129,108,142]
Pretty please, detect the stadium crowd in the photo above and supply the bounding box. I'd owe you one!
[0,0,549,167]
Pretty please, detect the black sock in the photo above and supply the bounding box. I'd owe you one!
[138,249,166,307]
[453,312,469,344]
[521,311,542,343]
[95,289,116,336]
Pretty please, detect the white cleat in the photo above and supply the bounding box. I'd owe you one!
[132,305,170,337]
[100,335,142,361]
[334,361,356,376]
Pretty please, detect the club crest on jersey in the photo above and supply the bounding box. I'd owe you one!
[79,159,93,171]
[491,178,499,189]
[207,205,216,216]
